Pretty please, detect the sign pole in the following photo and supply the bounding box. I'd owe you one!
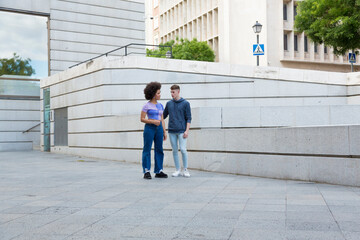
[257,34,259,66]
[350,50,355,72]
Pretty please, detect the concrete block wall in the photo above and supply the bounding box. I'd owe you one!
[0,0,145,75]
[0,77,41,151]
[41,56,360,186]
[52,113,360,187]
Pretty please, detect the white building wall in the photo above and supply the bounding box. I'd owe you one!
[0,0,146,75]
[40,56,360,186]
[0,76,41,151]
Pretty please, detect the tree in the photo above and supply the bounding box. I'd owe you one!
[147,38,215,62]
[0,53,36,76]
[294,0,360,55]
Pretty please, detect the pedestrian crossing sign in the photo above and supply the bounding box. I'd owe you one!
[349,53,356,63]
[253,44,265,56]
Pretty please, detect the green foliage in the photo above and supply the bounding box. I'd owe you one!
[294,0,360,55]
[147,38,215,62]
[0,53,35,76]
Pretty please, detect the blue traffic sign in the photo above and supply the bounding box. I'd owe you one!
[253,44,265,56]
[349,53,356,63]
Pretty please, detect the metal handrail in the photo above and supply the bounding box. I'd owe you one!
[69,43,172,68]
[22,123,40,133]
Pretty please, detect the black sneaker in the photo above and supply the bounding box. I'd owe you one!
[143,172,151,179]
[155,171,168,178]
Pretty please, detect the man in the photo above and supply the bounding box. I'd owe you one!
[163,85,192,177]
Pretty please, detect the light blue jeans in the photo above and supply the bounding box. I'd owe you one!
[169,133,188,170]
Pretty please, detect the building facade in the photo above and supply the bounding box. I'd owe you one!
[147,0,359,72]
[0,0,145,75]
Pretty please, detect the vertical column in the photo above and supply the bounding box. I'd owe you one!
[180,2,183,26]
[329,47,335,63]
[184,24,187,39]
[319,44,325,61]
[193,20,197,39]
[188,22,192,39]
[289,31,294,59]
[197,17,202,40]
[213,8,218,36]
[309,41,315,61]
[196,0,200,17]
[202,15,207,41]
[214,37,219,61]
[339,54,344,63]
[202,0,207,11]
[299,33,304,59]
[208,11,213,38]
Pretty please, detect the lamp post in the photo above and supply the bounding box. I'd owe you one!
[252,21,262,66]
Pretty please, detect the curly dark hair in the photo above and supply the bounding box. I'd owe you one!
[144,81,161,100]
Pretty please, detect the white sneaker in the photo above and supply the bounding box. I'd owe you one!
[183,169,190,178]
[172,170,181,177]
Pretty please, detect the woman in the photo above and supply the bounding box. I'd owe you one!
[140,81,168,179]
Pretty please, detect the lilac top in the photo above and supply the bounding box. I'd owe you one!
[142,102,164,120]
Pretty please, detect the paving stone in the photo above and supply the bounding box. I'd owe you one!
[244,204,286,212]
[286,230,345,240]
[229,229,286,240]
[0,151,359,240]
[0,213,26,224]
[337,221,360,232]
[286,220,341,231]
[343,231,360,240]
[235,219,286,231]
[178,226,233,239]
[11,233,68,240]
[239,211,286,220]
[286,211,335,222]
[125,226,180,239]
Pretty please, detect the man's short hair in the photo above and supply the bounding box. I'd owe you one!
[170,84,180,90]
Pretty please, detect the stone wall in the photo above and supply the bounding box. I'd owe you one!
[0,76,40,151]
[0,0,145,75]
[40,56,360,186]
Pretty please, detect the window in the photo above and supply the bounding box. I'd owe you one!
[304,36,308,52]
[284,34,288,51]
[294,35,298,51]
[314,44,318,53]
[283,4,287,20]
[324,46,328,54]
[294,5,297,20]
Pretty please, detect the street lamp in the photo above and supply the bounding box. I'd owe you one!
[252,21,262,66]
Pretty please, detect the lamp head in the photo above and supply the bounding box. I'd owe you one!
[252,21,262,34]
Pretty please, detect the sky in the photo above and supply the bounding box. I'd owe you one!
[0,11,48,79]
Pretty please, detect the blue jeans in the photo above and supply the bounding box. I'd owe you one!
[169,133,188,170]
[142,123,164,173]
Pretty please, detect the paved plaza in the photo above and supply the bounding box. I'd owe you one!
[0,151,360,240]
